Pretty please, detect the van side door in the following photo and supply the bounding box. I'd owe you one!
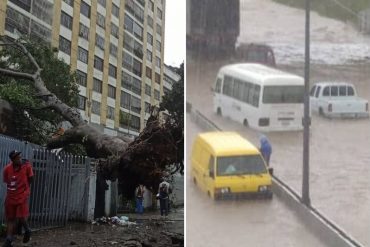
[205,155,216,197]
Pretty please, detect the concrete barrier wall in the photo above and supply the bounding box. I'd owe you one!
[187,102,364,247]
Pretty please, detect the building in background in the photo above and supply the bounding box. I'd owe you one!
[0,0,166,138]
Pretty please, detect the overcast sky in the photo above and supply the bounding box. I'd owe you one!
[164,0,185,67]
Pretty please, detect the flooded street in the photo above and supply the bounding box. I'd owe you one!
[186,117,327,247]
[187,0,370,245]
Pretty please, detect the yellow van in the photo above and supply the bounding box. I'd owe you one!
[191,132,273,200]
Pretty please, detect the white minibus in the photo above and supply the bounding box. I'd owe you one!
[213,63,304,131]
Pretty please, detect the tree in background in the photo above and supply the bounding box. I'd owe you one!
[0,37,79,145]
[0,37,183,197]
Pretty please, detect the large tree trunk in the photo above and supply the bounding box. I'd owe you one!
[0,37,183,196]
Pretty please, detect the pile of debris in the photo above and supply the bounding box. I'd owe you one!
[92,216,137,226]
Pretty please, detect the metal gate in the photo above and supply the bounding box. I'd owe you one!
[0,134,94,229]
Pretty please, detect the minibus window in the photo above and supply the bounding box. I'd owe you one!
[215,78,222,93]
[263,85,304,104]
[348,86,354,96]
[216,155,266,176]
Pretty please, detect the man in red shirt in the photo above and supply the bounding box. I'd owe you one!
[2,150,34,247]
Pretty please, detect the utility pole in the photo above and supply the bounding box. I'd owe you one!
[302,0,311,206]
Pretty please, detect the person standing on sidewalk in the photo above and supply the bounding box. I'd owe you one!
[135,184,145,214]
[158,178,171,216]
[2,150,34,247]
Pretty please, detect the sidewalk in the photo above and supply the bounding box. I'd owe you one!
[123,207,184,222]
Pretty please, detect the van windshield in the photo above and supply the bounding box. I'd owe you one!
[263,85,304,104]
[216,155,267,176]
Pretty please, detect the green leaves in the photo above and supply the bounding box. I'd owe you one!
[0,38,79,145]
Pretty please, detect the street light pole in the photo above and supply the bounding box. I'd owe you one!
[302,0,311,206]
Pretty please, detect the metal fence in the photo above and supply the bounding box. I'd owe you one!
[0,134,95,230]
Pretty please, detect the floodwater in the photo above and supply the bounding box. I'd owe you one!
[187,0,370,245]
[186,117,327,247]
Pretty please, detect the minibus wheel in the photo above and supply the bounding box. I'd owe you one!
[243,119,249,127]
[217,107,222,116]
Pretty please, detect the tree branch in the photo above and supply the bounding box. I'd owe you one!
[0,68,35,81]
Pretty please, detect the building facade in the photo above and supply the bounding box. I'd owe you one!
[0,0,166,137]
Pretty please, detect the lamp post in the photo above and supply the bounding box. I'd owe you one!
[302,0,311,206]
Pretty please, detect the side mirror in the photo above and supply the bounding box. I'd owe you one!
[209,170,215,178]
[268,167,274,176]
[210,87,214,92]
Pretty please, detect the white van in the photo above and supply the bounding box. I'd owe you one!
[213,63,304,131]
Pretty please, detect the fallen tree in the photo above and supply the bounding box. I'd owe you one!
[0,36,183,195]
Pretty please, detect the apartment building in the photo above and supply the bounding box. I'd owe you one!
[0,0,166,138]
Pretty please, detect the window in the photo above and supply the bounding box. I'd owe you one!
[133,22,143,40]
[125,0,134,13]
[147,33,153,45]
[80,1,91,18]
[330,86,338,96]
[323,86,330,96]
[131,95,141,113]
[94,56,104,71]
[154,89,160,100]
[156,24,162,36]
[315,86,321,98]
[61,11,73,29]
[76,70,87,87]
[262,86,303,104]
[79,23,89,40]
[310,86,316,96]
[91,100,101,115]
[122,52,133,71]
[339,86,346,96]
[121,91,131,109]
[96,13,105,28]
[93,78,102,93]
[130,115,140,131]
[95,34,105,50]
[78,47,88,63]
[157,8,162,20]
[163,86,170,95]
[109,43,118,57]
[223,76,233,96]
[107,106,115,120]
[123,33,134,52]
[233,79,243,100]
[108,64,117,78]
[147,16,153,28]
[146,67,152,79]
[119,111,130,127]
[108,85,116,98]
[155,73,160,84]
[348,86,354,96]
[145,102,151,113]
[124,14,133,33]
[9,0,31,12]
[59,36,71,55]
[133,59,142,77]
[111,23,119,38]
[146,50,152,62]
[134,41,143,59]
[63,0,74,7]
[112,3,119,18]
[156,40,161,52]
[77,95,86,110]
[132,77,141,94]
[145,84,151,96]
[98,0,106,7]
[148,0,154,11]
[155,56,161,67]
[121,72,141,95]
[134,3,144,23]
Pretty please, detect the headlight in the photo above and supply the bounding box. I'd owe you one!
[215,187,230,194]
[258,185,271,192]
